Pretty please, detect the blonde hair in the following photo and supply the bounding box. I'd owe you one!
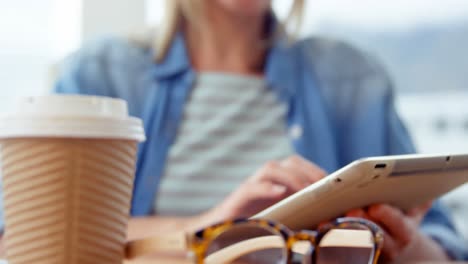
[154,0,305,62]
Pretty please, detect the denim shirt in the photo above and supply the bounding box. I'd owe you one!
[49,31,467,259]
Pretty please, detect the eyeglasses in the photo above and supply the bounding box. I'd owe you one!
[126,217,384,264]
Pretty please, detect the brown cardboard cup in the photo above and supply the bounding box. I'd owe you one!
[0,96,145,264]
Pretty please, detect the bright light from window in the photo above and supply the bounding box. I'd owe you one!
[0,0,82,113]
[273,0,468,31]
[50,0,82,60]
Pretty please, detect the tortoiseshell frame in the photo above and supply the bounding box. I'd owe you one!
[187,217,384,264]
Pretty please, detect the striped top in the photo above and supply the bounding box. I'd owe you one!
[154,73,294,216]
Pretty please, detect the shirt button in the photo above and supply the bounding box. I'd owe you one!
[289,124,303,140]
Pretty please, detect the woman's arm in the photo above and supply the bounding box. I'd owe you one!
[127,211,221,241]
[127,155,326,241]
[127,216,198,241]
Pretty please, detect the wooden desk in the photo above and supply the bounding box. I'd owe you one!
[0,257,463,264]
[124,258,465,264]
[124,255,466,264]
[125,256,190,264]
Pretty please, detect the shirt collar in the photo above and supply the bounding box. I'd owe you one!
[152,32,191,79]
[264,33,298,101]
[152,20,298,100]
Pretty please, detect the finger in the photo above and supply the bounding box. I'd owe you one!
[281,155,327,184]
[344,208,400,261]
[280,157,312,186]
[243,182,288,200]
[346,208,368,219]
[318,221,331,229]
[253,161,305,191]
[231,182,289,218]
[0,237,5,259]
[407,200,433,221]
[345,208,401,261]
[344,208,403,261]
[380,229,401,262]
[368,204,413,249]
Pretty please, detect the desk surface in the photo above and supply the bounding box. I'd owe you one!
[0,258,463,264]
[126,257,188,264]
[125,252,191,264]
[125,257,466,264]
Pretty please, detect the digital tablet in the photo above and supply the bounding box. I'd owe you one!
[253,153,468,230]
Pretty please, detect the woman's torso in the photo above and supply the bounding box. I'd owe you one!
[155,72,294,215]
[54,31,413,216]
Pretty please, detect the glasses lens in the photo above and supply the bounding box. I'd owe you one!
[316,224,376,264]
[205,222,287,264]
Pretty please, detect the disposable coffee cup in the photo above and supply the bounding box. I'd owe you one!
[0,95,145,264]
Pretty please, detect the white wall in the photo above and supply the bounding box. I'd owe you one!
[81,0,146,42]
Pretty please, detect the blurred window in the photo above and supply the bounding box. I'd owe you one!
[0,0,81,113]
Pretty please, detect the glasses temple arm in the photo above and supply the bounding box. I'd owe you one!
[125,232,188,259]
[205,235,288,264]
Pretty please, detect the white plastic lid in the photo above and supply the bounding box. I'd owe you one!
[0,95,145,141]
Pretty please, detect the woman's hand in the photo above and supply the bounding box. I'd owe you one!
[0,236,4,258]
[128,155,326,239]
[346,202,450,262]
[206,155,326,222]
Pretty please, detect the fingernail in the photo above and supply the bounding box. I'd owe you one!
[372,207,384,217]
[347,210,360,217]
[273,185,287,194]
[368,206,377,215]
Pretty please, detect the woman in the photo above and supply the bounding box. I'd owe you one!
[53,0,466,262]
